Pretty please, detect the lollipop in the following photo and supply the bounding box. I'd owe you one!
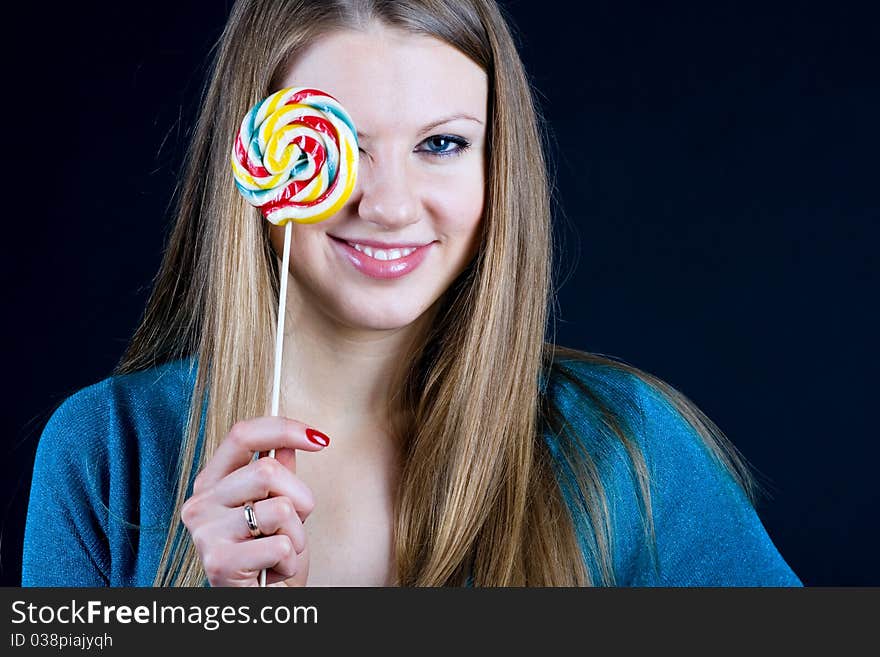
[231,87,358,586]
[231,87,358,224]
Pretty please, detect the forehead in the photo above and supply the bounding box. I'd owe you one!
[276,25,488,136]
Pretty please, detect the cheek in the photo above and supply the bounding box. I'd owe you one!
[431,171,485,237]
[287,226,328,266]
[268,224,328,276]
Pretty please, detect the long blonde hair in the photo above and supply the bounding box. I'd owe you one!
[118,0,758,586]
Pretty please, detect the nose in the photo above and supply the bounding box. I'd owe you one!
[354,149,420,229]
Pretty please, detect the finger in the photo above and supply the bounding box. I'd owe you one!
[272,428,330,473]
[274,447,296,472]
[212,457,315,520]
[196,417,329,491]
[227,498,307,553]
[242,536,300,581]
[274,544,310,587]
[204,535,298,585]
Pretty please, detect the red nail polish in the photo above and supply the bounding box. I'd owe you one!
[305,427,330,447]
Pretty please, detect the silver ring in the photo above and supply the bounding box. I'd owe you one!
[244,502,262,538]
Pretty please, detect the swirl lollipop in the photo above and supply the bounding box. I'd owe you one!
[231,86,358,224]
[231,87,358,586]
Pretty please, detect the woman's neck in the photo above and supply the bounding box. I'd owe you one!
[276,300,431,436]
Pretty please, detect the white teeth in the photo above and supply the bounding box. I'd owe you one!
[347,242,418,261]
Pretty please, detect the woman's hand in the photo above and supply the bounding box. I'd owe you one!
[181,417,329,587]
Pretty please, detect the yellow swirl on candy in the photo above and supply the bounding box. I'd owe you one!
[231,87,358,225]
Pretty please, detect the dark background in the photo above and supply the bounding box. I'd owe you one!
[3,1,877,586]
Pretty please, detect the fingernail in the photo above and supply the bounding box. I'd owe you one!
[305,427,330,447]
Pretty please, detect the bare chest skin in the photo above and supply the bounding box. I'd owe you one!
[292,429,400,586]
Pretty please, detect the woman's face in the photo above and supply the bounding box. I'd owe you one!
[271,23,487,332]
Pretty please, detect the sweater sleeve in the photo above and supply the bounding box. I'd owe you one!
[22,385,113,586]
[621,376,803,586]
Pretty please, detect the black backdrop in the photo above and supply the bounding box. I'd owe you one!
[3,1,877,586]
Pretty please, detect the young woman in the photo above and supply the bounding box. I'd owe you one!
[22,0,802,587]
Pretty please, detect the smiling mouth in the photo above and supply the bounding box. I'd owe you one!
[327,235,435,280]
[328,235,434,261]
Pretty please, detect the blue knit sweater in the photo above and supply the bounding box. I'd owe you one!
[22,357,802,587]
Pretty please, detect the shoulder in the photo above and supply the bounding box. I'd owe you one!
[541,348,663,461]
[541,347,802,586]
[32,357,199,529]
[48,358,196,429]
[540,348,748,516]
[36,358,198,470]
[542,350,643,421]
[541,347,724,475]
[24,359,197,586]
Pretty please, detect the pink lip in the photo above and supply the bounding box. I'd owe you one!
[329,236,434,280]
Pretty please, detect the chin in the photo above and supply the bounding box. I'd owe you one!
[352,310,422,332]
[333,299,427,332]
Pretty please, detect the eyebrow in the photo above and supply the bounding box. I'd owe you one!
[356,113,484,139]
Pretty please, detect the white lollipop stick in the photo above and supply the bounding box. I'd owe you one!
[270,221,293,424]
[257,220,292,588]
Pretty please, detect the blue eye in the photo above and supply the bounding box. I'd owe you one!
[417,134,471,158]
